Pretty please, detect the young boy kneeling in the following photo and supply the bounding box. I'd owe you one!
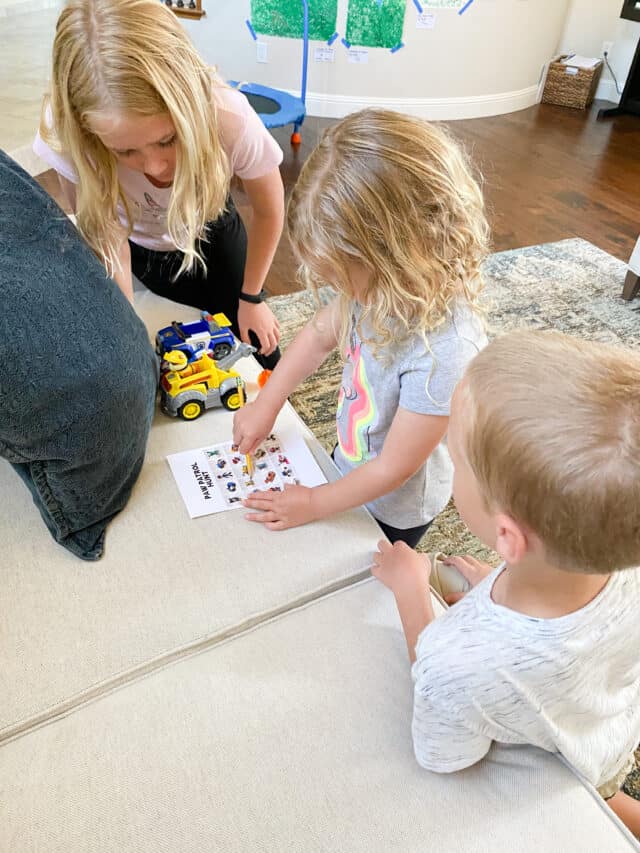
[373,330,640,836]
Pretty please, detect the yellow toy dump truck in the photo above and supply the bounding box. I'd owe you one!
[160,342,255,421]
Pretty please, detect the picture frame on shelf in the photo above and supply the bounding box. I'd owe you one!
[164,0,205,20]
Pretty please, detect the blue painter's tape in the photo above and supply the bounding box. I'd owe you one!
[245,19,258,40]
[412,0,423,12]
[341,37,351,49]
[390,42,404,53]
[458,0,476,14]
[327,31,339,45]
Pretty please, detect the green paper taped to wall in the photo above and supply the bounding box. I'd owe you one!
[251,0,338,41]
[346,0,406,49]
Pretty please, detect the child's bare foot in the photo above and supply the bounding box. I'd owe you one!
[607,790,640,838]
[428,553,471,603]
[440,555,494,604]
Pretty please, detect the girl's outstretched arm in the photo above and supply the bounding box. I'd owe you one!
[242,407,448,529]
[233,299,340,454]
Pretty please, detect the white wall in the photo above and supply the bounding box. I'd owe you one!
[559,0,639,103]
[183,0,570,120]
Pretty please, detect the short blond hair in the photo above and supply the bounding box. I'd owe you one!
[462,330,640,573]
[287,109,489,356]
[43,0,230,278]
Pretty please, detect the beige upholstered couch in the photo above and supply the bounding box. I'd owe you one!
[1,291,638,853]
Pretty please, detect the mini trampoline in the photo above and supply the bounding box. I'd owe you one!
[231,0,310,145]
[230,82,307,143]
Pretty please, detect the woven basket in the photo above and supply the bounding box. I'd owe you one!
[542,56,603,109]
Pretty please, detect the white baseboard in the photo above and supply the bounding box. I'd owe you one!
[299,85,541,121]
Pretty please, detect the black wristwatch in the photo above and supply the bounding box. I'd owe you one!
[238,289,266,304]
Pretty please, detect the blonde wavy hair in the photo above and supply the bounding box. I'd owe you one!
[287,109,490,356]
[41,0,230,277]
[463,331,640,574]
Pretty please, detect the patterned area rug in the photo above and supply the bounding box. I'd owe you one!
[268,237,640,797]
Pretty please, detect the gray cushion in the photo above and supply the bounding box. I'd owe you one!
[0,151,158,560]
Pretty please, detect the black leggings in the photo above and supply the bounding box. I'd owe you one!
[375,517,433,548]
[129,199,281,370]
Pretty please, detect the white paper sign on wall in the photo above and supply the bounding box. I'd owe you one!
[416,12,436,28]
[256,41,268,63]
[314,47,336,63]
[348,48,369,64]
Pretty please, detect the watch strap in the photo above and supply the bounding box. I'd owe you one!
[238,289,266,304]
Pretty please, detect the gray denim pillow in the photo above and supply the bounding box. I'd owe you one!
[0,151,158,559]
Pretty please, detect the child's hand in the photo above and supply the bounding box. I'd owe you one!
[233,400,278,455]
[374,541,437,662]
[238,301,280,356]
[242,484,317,530]
[441,555,493,603]
[372,540,431,598]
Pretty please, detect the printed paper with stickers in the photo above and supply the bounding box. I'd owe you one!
[167,429,327,518]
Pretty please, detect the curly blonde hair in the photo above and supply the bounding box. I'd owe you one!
[41,0,230,278]
[287,109,490,355]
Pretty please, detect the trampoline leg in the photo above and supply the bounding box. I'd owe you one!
[291,122,302,146]
[292,0,308,147]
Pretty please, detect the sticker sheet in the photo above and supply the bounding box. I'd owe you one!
[167,430,327,518]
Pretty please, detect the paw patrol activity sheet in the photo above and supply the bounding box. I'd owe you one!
[167,430,327,518]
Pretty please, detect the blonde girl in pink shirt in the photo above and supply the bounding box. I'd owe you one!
[35,0,284,367]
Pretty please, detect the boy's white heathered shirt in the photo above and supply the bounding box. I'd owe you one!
[33,85,283,251]
[412,565,640,789]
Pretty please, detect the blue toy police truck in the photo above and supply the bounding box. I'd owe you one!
[155,312,236,363]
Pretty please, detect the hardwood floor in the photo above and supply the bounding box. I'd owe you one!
[449,102,640,264]
[36,101,640,297]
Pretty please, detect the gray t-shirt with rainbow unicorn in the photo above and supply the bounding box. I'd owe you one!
[332,302,486,529]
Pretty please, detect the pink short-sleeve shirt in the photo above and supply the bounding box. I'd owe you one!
[33,85,283,251]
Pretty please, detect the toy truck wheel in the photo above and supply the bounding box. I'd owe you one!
[178,400,204,420]
[221,387,246,411]
[212,342,232,360]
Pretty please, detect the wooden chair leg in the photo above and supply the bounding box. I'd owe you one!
[622,269,640,301]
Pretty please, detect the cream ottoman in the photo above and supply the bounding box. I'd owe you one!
[1,578,637,852]
[1,290,381,744]
[1,290,637,852]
